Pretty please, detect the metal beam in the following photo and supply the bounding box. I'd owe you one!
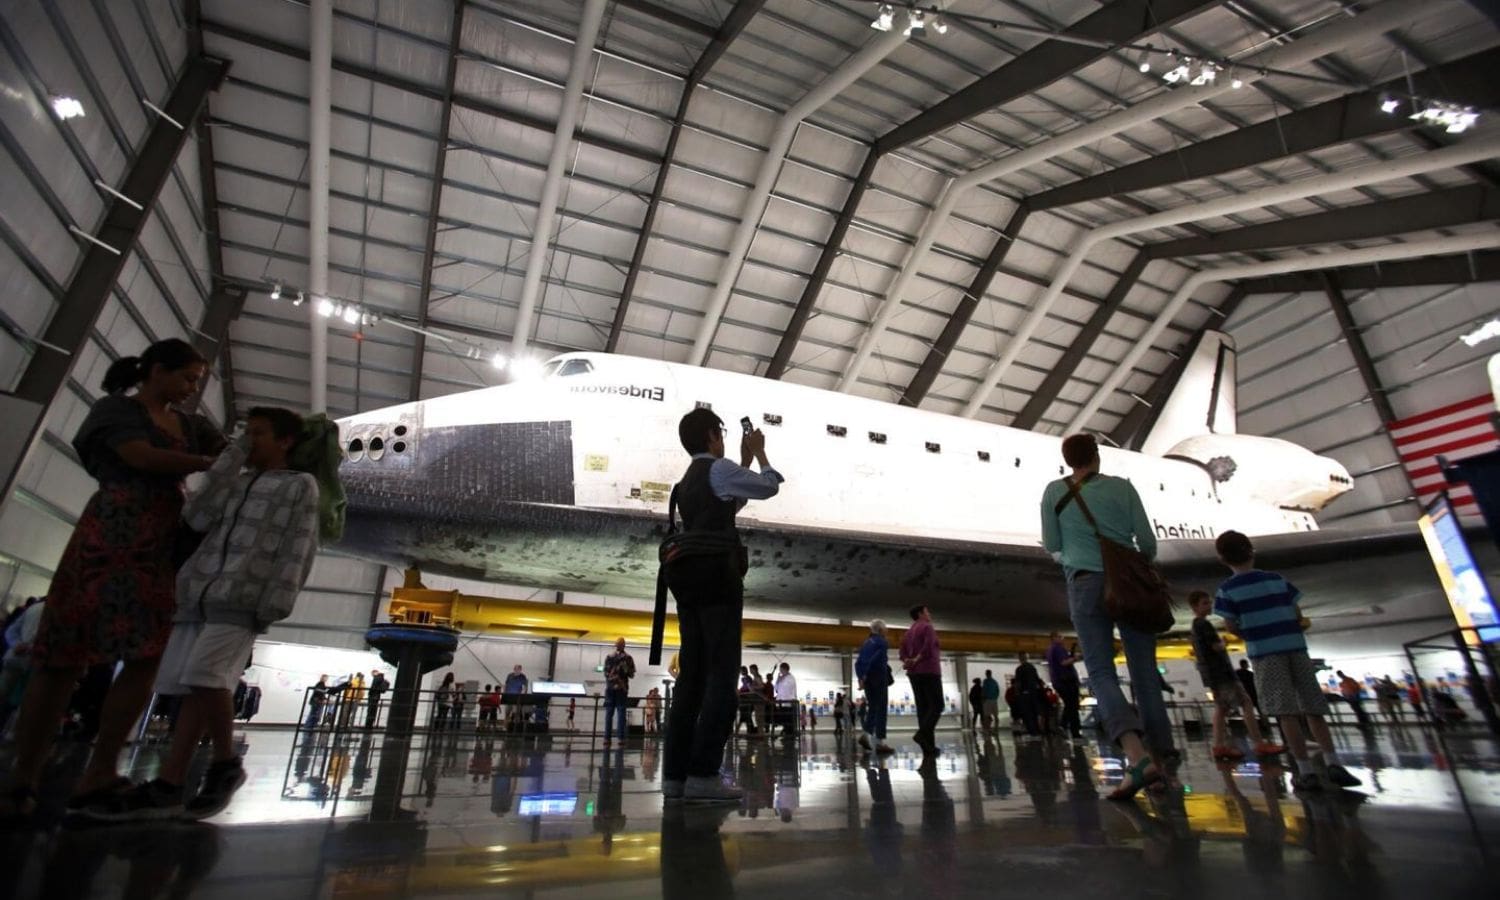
[1236,251,1500,292]
[1029,48,1500,211]
[1149,184,1500,258]
[1010,249,1150,430]
[186,0,235,421]
[766,148,878,378]
[1110,287,1247,450]
[199,18,660,165]
[1323,273,1397,424]
[608,0,766,352]
[612,0,716,37]
[899,203,1031,406]
[3,53,229,503]
[874,0,1220,154]
[409,0,466,402]
[772,0,1215,380]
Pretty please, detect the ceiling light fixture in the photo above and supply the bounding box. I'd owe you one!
[292,290,305,307]
[1410,101,1480,134]
[341,304,360,325]
[491,352,507,370]
[870,3,894,32]
[1162,63,1191,85]
[1190,64,1218,86]
[1230,75,1244,89]
[270,283,282,301]
[1460,317,1500,348]
[931,14,947,35]
[316,297,336,317]
[905,9,926,38]
[1380,95,1401,114]
[51,95,84,120]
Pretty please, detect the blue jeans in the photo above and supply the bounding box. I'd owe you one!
[863,680,888,740]
[604,688,628,742]
[1066,571,1173,753]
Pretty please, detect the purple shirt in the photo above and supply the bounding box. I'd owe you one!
[1045,642,1077,685]
[899,620,942,676]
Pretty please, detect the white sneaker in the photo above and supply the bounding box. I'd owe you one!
[683,776,743,804]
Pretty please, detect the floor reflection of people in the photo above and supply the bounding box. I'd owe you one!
[1067,742,1103,844]
[351,736,374,795]
[1301,791,1378,890]
[978,735,1011,797]
[38,821,222,898]
[469,737,494,783]
[595,745,628,852]
[1219,760,1287,872]
[661,805,735,899]
[916,757,956,894]
[1014,737,1058,824]
[737,740,773,818]
[864,763,902,876]
[641,734,660,783]
[490,742,516,817]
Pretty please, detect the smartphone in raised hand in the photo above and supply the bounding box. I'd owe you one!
[740,416,754,435]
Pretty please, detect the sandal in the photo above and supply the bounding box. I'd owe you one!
[64,776,133,812]
[1108,757,1165,802]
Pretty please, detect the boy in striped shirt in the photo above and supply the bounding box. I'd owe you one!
[1213,530,1360,792]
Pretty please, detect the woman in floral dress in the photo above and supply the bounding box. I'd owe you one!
[6,339,221,816]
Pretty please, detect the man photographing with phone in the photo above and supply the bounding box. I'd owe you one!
[660,408,783,804]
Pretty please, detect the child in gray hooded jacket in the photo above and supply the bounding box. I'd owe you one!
[86,406,320,821]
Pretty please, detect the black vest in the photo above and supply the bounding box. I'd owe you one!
[676,456,738,535]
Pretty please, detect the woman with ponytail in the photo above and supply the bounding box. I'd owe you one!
[5,338,223,817]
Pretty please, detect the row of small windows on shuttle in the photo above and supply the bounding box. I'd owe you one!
[346,424,410,462]
[743,408,1217,501]
[1329,473,1352,486]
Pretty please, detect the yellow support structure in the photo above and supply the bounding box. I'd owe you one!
[387,570,1235,659]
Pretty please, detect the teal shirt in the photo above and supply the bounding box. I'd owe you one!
[1039,473,1157,575]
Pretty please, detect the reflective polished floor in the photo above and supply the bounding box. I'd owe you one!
[3,720,1498,898]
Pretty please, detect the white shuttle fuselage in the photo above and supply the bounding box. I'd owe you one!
[332,350,1355,628]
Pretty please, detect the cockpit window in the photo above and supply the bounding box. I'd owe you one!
[557,359,594,377]
[541,360,563,378]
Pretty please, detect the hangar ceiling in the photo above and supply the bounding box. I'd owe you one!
[1,0,1498,620]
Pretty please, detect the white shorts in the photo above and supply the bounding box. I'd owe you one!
[155,622,257,694]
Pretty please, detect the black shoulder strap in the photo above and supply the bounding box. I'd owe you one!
[650,485,680,666]
[1053,474,1103,538]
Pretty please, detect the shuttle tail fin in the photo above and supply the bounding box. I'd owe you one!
[1139,330,1237,457]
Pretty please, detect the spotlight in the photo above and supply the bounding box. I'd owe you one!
[491,352,507,370]
[1230,76,1243,89]
[316,297,336,317]
[1162,64,1190,85]
[904,9,925,37]
[342,305,360,325]
[270,283,282,301]
[510,357,543,381]
[870,3,894,32]
[1460,317,1500,347]
[291,290,305,307]
[1190,64,1217,87]
[931,14,947,35]
[1410,101,1480,134]
[1380,95,1400,114]
[51,96,85,120]
[1136,49,1151,73]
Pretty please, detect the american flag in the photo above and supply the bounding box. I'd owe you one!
[1388,395,1499,517]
